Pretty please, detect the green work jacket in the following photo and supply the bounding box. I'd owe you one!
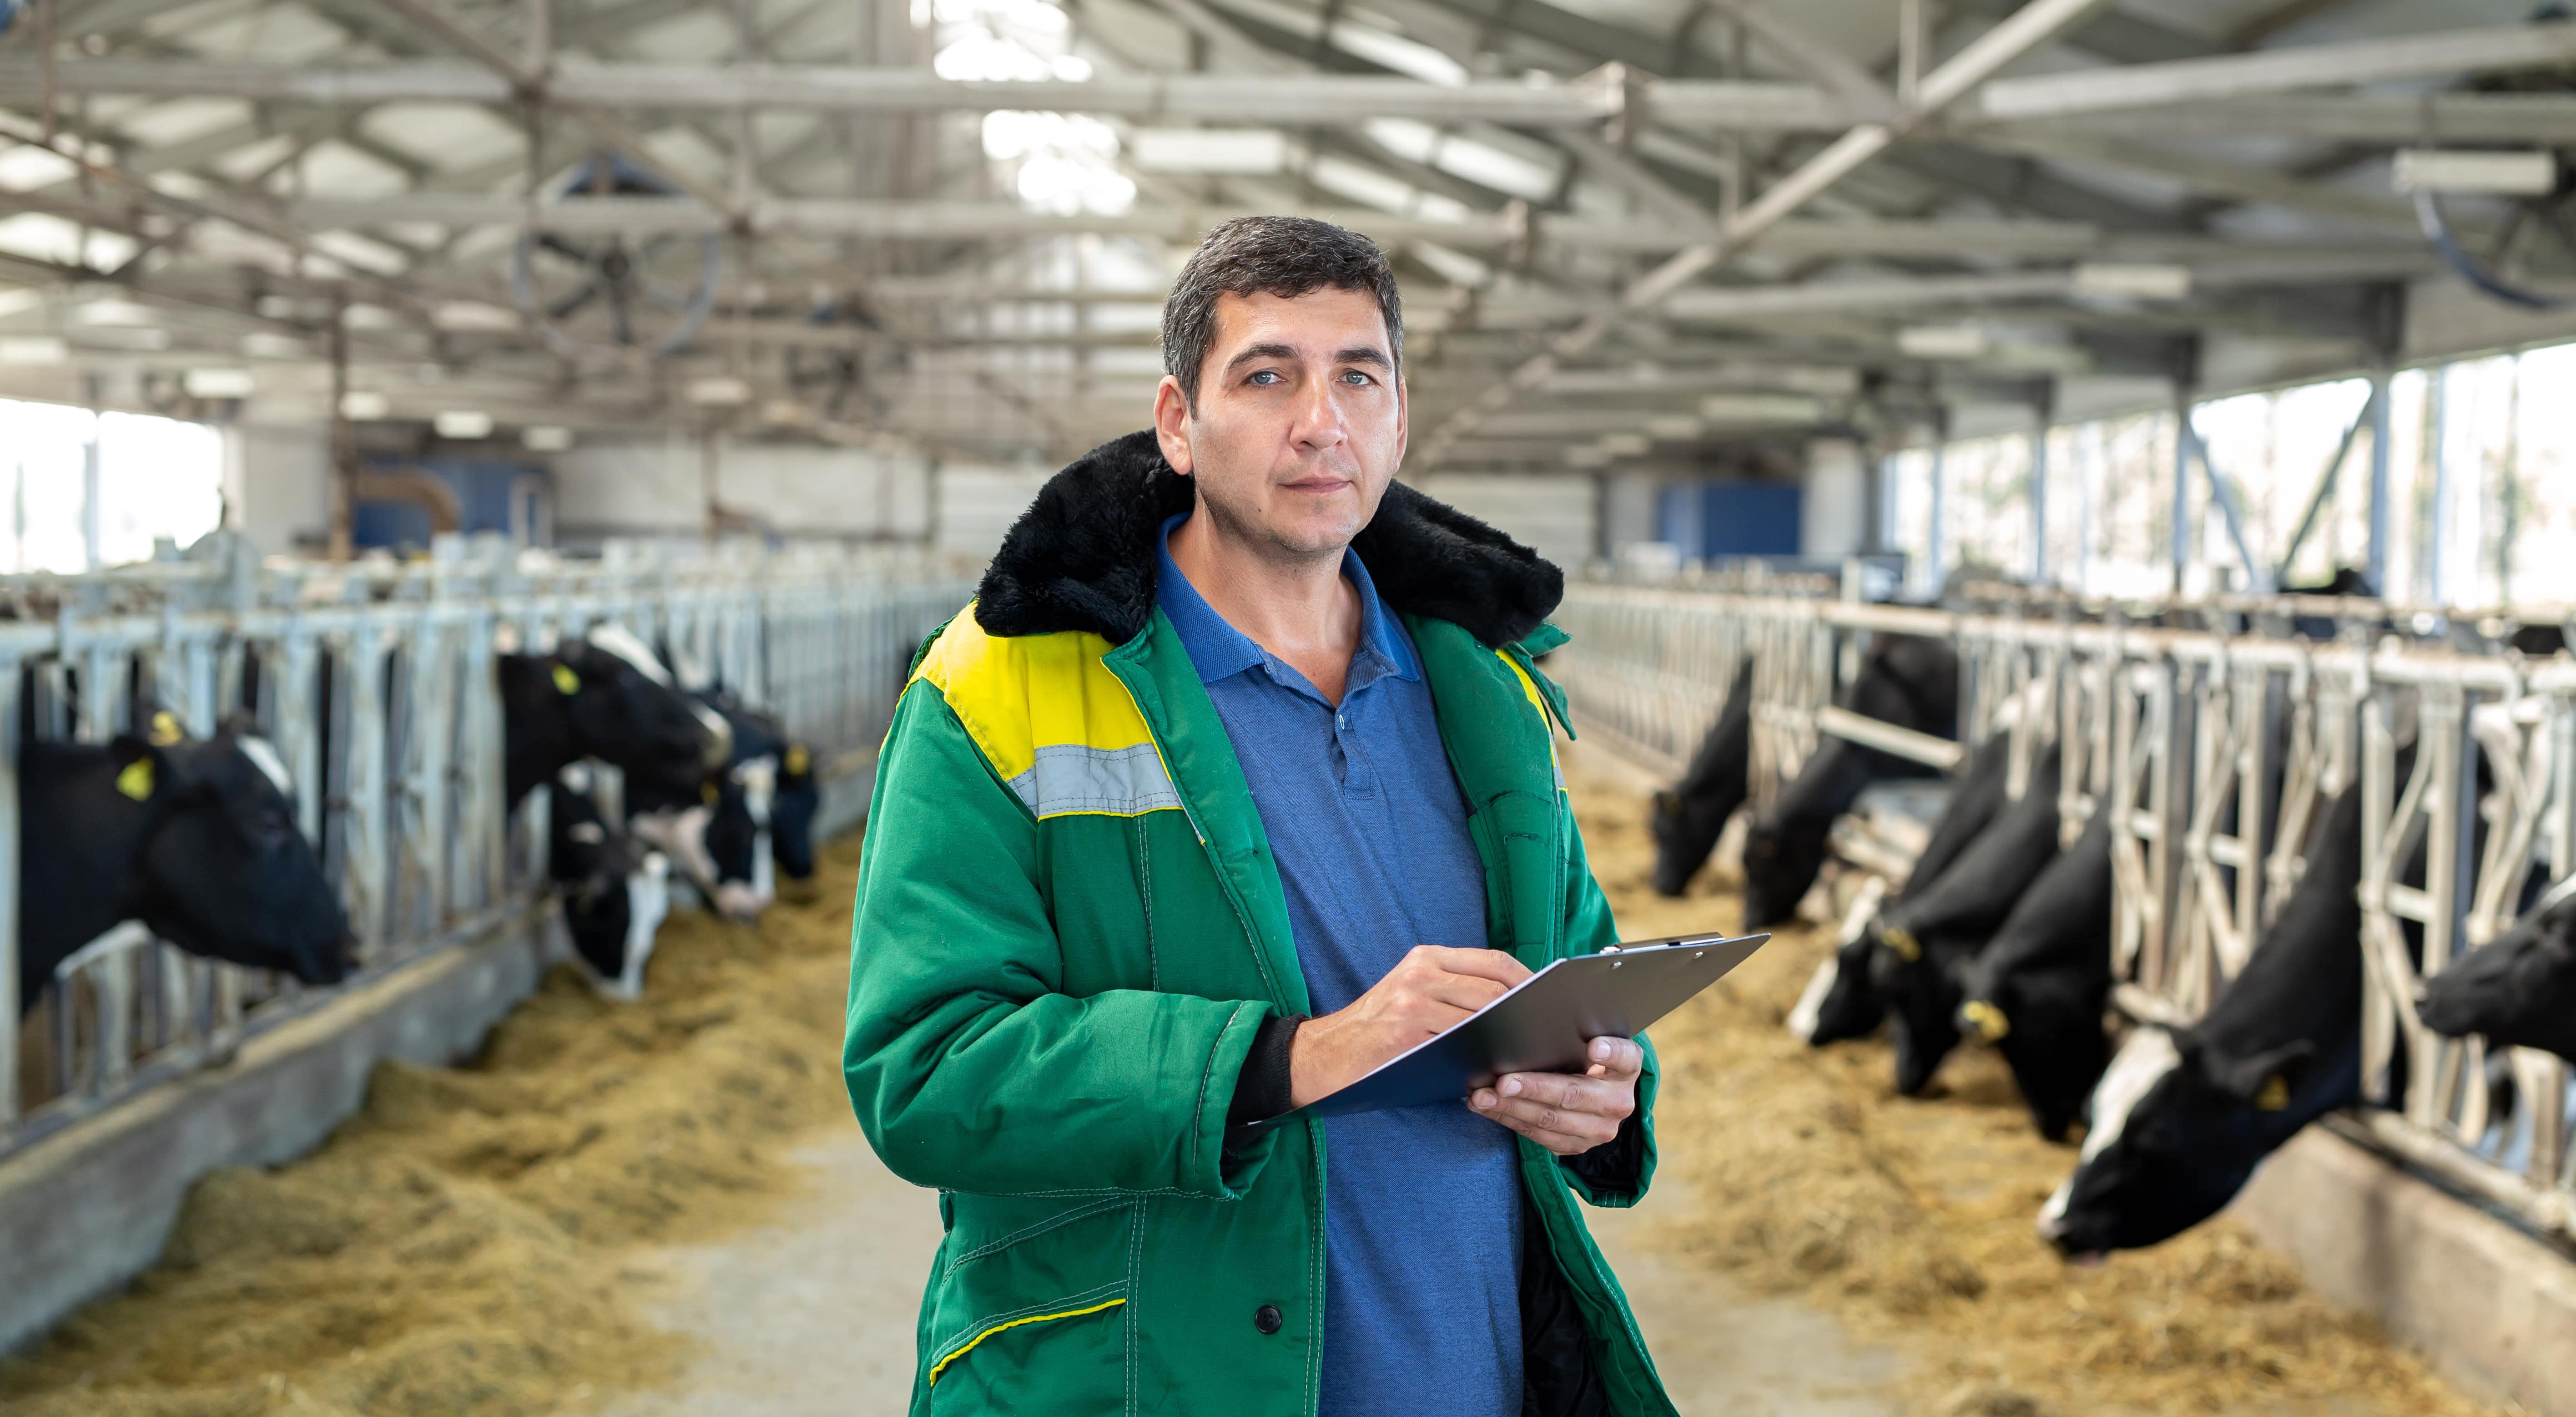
[843,430,1675,1417]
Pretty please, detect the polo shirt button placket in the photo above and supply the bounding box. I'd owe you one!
[1253,1304,1283,1336]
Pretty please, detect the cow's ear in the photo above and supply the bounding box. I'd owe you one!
[549,657,587,697]
[107,735,170,802]
[2213,1041,2317,1108]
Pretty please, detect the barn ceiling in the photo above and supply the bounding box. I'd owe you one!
[0,0,2570,464]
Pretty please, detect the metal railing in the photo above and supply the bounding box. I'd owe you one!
[0,534,972,1160]
[1554,579,2576,1245]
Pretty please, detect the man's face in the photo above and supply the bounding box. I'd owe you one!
[1154,286,1406,562]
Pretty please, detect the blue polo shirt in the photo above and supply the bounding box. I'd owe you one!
[1156,514,1522,1417]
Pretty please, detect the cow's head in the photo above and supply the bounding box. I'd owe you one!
[2037,1026,2340,1259]
[2418,886,2576,1061]
[123,721,350,986]
[1961,976,2109,1142]
[554,638,726,809]
[1785,933,1885,1047]
[770,741,820,882]
[1739,816,1826,929]
[1868,925,1965,1095]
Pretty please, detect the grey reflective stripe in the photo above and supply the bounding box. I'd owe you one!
[1006,743,1182,818]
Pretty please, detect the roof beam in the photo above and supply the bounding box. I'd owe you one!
[1419,0,2127,463]
[1972,18,2576,121]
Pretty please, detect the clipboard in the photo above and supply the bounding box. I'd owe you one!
[1260,930,1769,1124]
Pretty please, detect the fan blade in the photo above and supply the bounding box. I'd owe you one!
[607,277,635,346]
[548,280,603,320]
[537,232,597,265]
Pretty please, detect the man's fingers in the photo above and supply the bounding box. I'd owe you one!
[1469,1091,1615,1153]
[1494,1072,1633,1121]
[1406,946,1532,986]
[1583,1036,1644,1079]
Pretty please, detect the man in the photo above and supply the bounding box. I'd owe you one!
[845,216,1673,1417]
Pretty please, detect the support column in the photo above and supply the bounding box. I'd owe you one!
[1925,408,1949,598]
[2428,363,2454,607]
[2028,393,2052,585]
[2171,388,2193,596]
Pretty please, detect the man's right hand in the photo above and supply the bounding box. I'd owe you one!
[1287,946,1531,1108]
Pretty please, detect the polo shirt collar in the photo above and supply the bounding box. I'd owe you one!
[1155,511,1420,689]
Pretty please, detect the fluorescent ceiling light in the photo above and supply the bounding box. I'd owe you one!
[433,300,521,333]
[241,332,308,359]
[72,298,156,327]
[524,425,574,451]
[1898,324,1991,360]
[1596,432,1651,457]
[1700,393,1823,424]
[182,368,255,399]
[1644,415,1702,441]
[2392,148,2556,197]
[1129,129,1288,175]
[2073,263,2191,301]
[434,410,494,439]
[340,390,391,420]
[687,376,753,406]
[0,336,68,365]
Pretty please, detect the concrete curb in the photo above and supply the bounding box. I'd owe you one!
[0,907,555,1356]
[2231,1120,2576,1417]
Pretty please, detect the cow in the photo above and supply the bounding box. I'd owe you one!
[1956,810,2117,1141]
[20,714,349,1015]
[499,631,725,811]
[1785,731,2014,1048]
[771,741,821,884]
[1740,633,1960,928]
[2037,757,2412,1260]
[1871,744,2066,1096]
[2416,874,2576,1063]
[547,767,672,1001]
[1650,658,1755,897]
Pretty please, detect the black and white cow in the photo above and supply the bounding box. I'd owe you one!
[1650,658,1756,898]
[770,740,822,884]
[499,630,725,810]
[2037,761,2400,1259]
[1739,634,1960,928]
[1957,810,2117,1141]
[1785,731,2015,1048]
[2417,875,2576,1063]
[1871,744,2066,1097]
[20,717,348,1014]
[547,768,672,1001]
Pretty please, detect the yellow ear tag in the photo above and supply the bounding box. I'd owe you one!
[701,781,720,805]
[552,663,581,696]
[1962,1000,2011,1043]
[1881,926,1921,962]
[116,757,155,801]
[148,711,183,747]
[2254,1075,2291,1112]
[784,744,809,775]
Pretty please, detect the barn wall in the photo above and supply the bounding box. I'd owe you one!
[1412,473,1595,575]
[226,422,333,557]
[553,438,934,545]
[933,460,1051,562]
[2230,1123,2576,1417]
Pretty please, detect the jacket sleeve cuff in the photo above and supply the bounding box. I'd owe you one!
[1223,1012,1306,1140]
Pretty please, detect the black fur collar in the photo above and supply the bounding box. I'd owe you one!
[975,430,1563,648]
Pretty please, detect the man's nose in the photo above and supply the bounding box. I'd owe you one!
[1291,376,1347,451]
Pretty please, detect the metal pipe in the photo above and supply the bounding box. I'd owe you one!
[2171,390,2193,594]
[2029,410,2050,585]
[2368,366,2394,595]
[2430,363,2455,606]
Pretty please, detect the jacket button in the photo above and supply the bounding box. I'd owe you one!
[1254,1304,1283,1336]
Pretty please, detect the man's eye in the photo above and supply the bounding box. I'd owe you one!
[1341,371,1375,385]
[1248,370,1281,385]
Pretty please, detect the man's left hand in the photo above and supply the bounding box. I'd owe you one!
[1468,1037,1639,1156]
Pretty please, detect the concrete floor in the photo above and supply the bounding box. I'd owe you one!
[597,1130,1904,1417]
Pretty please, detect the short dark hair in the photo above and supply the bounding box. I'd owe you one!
[1161,216,1402,412]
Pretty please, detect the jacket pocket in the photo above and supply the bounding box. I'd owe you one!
[921,1194,1137,1414]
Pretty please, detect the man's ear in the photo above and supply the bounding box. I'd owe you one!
[108,735,170,802]
[1153,374,1195,476]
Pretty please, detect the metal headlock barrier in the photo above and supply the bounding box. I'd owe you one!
[1554,579,2576,1245]
[0,536,972,1161]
